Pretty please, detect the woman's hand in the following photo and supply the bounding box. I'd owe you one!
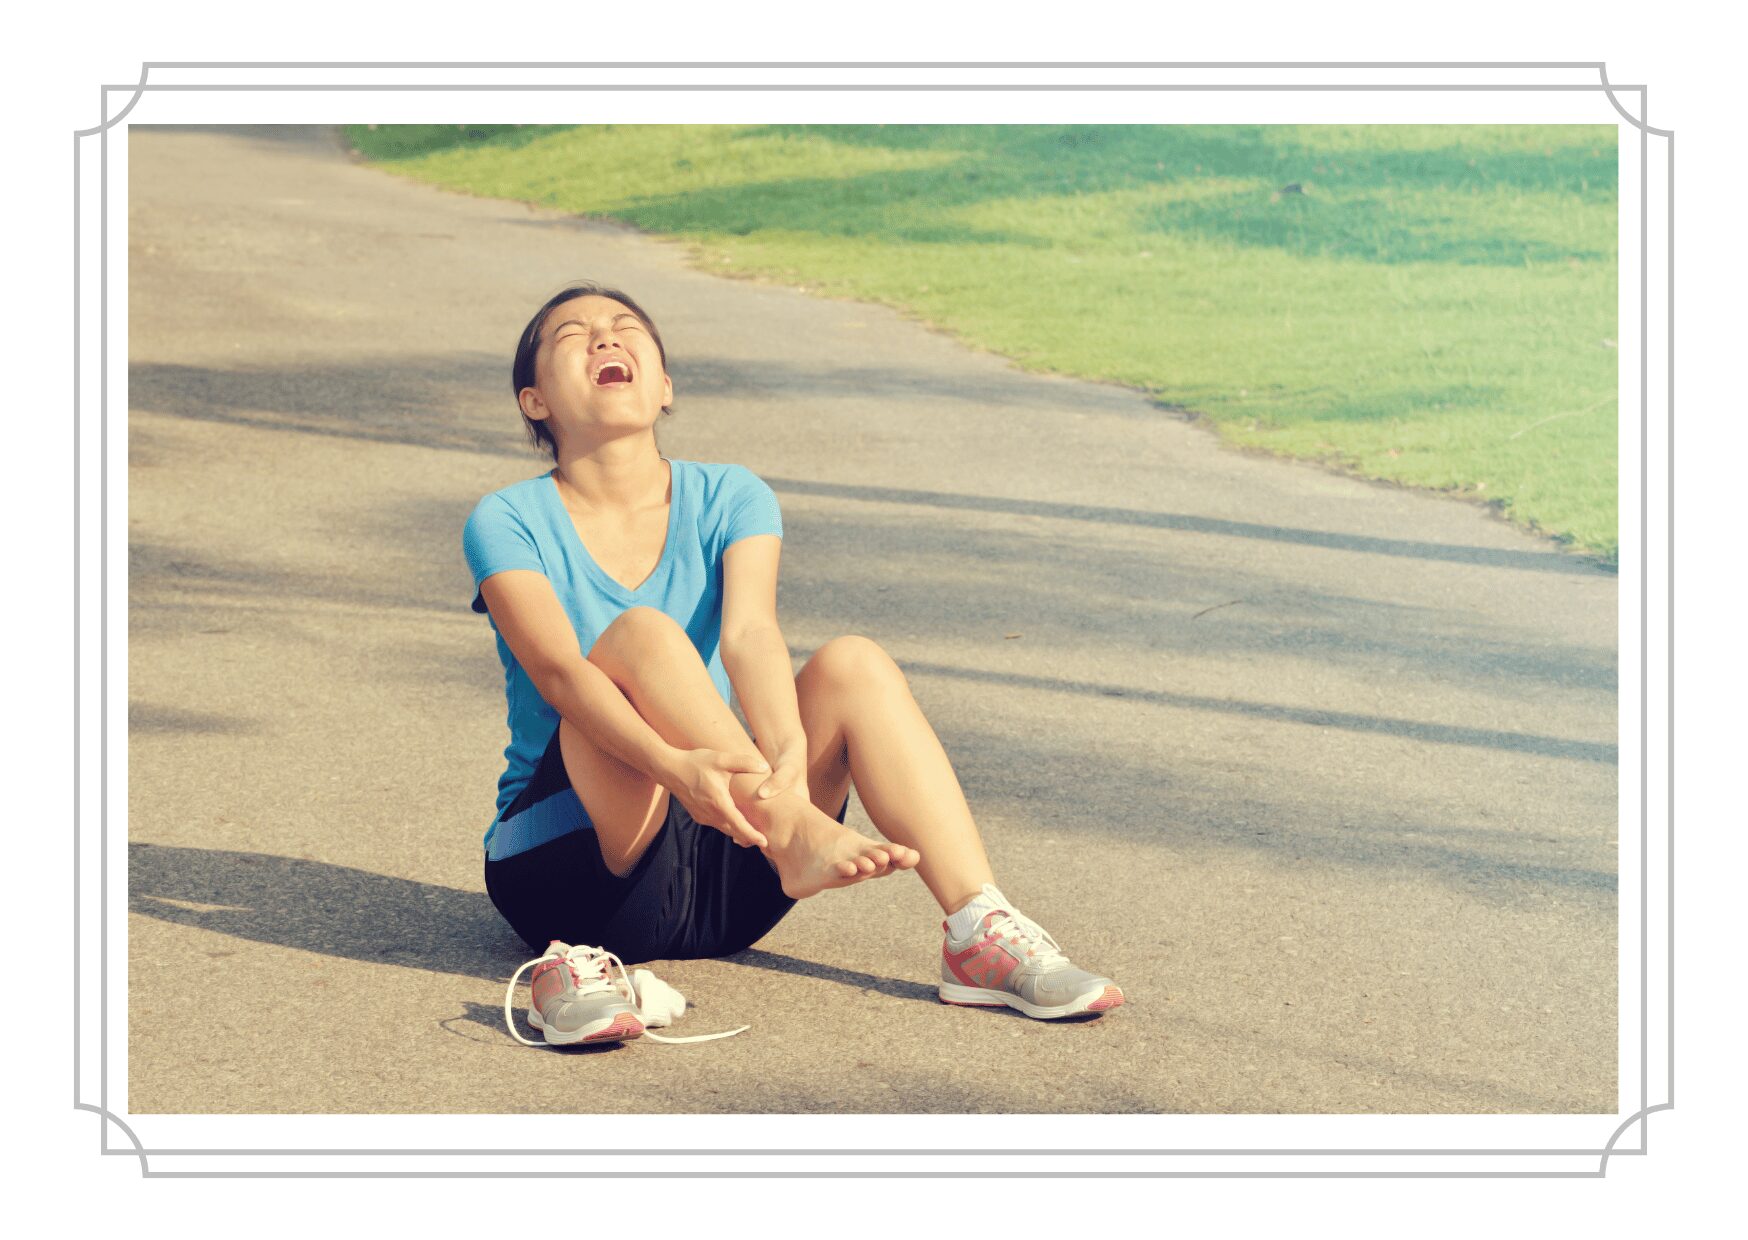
[664,747,772,848]
[755,743,811,810]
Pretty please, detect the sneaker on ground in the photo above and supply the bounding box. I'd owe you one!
[504,941,644,1047]
[939,890,1125,1019]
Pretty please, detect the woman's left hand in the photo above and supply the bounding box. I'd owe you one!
[755,744,810,807]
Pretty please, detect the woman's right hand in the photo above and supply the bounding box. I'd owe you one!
[663,747,772,848]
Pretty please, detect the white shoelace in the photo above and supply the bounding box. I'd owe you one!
[503,942,747,1047]
[983,906,1071,971]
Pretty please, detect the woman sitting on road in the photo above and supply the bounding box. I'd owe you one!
[465,281,1124,1045]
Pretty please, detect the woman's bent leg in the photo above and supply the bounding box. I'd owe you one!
[578,607,917,894]
[796,635,1126,1018]
[795,636,998,915]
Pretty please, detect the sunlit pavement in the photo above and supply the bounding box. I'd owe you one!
[124,125,1618,1115]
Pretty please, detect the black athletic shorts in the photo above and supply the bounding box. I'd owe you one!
[483,727,850,964]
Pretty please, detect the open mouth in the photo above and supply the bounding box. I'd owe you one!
[591,358,634,387]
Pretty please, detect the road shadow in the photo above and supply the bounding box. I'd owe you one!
[769,476,1606,577]
[919,716,1617,907]
[129,351,1605,579]
[129,357,528,459]
[723,948,938,1005]
[128,844,928,1000]
[129,533,473,625]
[129,843,519,981]
[897,659,1616,766]
[668,353,1148,415]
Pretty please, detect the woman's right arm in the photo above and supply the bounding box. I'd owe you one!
[476,570,770,846]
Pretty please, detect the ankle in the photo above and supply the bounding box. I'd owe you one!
[943,881,1007,940]
[942,886,988,917]
[742,785,811,844]
[941,876,1002,916]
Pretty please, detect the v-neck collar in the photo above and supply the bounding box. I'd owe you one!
[546,458,682,603]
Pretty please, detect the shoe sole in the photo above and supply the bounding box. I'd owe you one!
[528,1007,645,1045]
[939,981,1125,1019]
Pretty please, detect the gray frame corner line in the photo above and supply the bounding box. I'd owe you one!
[72,60,1675,1180]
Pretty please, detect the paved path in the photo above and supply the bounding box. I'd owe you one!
[127,124,1619,1114]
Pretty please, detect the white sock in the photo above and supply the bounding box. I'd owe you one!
[945,883,1012,942]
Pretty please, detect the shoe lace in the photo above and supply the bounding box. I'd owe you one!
[985,907,1071,971]
[503,941,747,1047]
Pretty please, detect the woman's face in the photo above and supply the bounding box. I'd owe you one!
[523,294,673,444]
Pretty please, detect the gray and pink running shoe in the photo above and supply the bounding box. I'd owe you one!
[505,941,644,1047]
[940,893,1124,1019]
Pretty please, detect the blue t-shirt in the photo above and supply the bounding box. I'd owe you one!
[462,458,783,854]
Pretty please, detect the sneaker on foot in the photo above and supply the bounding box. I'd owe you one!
[939,887,1125,1019]
[504,941,644,1047]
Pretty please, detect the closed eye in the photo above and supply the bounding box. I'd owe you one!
[553,316,642,343]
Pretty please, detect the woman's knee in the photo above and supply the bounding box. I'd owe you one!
[802,635,907,691]
[589,606,687,666]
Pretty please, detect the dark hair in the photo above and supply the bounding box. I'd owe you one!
[511,281,673,460]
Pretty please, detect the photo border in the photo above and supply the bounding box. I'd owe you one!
[75,60,1673,1178]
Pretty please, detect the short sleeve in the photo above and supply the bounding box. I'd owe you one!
[462,493,545,614]
[722,466,783,548]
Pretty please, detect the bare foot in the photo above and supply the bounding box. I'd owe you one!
[758,801,921,900]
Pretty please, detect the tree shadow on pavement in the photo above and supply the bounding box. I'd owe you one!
[901,659,1616,766]
[128,844,931,999]
[722,948,939,1005]
[129,842,523,981]
[768,476,1604,577]
[129,358,527,459]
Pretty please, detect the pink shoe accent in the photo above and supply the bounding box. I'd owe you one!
[530,962,566,1012]
[1086,986,1125,1012]
[943,932,1019,989]
[583,1011,645,1042]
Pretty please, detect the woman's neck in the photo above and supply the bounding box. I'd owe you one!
[552,437,669,516]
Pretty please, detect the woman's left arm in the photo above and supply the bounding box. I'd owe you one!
[719,533,809,801]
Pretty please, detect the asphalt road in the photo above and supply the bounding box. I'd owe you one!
[126,124,1619,1114]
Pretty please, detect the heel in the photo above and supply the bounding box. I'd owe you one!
[938,982,1007,1008]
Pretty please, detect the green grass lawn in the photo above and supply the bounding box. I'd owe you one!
[345,123,1619,565]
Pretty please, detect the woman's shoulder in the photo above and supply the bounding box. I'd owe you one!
[678,458,767,493]
[470,472,553,514]
[463,474,556,544]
